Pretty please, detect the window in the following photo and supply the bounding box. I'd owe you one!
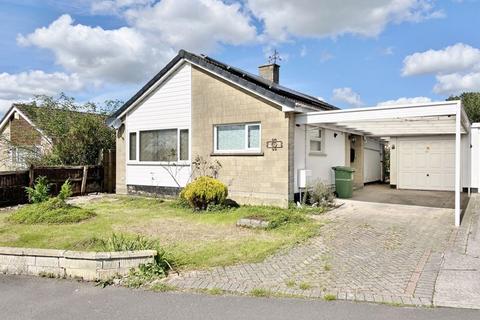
[10,147,31,169]
[309,128,325,154]
[129,132,137,161]
[131,128,189,162]
[215,123,261,153]
[179,129,189,161]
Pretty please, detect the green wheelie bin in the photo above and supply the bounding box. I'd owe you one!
[332,166,355,199]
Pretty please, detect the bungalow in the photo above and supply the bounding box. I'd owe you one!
[0,104,52,171]
[107,50,477,226]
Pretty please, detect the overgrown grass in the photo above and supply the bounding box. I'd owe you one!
[7,198,95,224]
[0,196,321,270]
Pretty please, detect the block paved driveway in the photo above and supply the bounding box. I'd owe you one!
[166,200,455,306]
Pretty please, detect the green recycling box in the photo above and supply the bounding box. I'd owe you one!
[332,166,355,199]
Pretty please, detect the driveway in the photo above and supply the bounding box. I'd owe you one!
[352,183,469,209]
[166,200,454,306]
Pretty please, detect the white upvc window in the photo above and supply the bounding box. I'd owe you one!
[214,123,261,153]
[127,128,189,164]
[309,127,326,154]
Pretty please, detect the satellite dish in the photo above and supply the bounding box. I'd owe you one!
[111,118,123,130]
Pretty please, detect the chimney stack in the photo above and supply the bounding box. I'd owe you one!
[258,63,280,84]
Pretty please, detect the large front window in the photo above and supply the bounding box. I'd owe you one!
[214,123,261,153]
[128,128,189,163]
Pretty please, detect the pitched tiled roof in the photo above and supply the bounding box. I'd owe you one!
[107,49,338,124]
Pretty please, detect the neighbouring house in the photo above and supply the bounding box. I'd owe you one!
[107,49,478,226]
[0,103,109,171]
[0,104,51,171]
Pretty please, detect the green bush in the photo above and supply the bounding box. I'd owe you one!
[25,176,50,203]
[58,179,73,201]
[8,197,95,224]
[180,176,228,210]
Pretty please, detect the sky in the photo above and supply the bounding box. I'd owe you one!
[0,0,480,117]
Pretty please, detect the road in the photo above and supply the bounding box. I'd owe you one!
[0,275,478,320]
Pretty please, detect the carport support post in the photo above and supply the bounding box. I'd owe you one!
[455,105,461,227]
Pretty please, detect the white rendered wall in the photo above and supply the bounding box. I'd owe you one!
[125,63,192,187]
[294,125,346,193]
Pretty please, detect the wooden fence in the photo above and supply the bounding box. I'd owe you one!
[0,156,116,207]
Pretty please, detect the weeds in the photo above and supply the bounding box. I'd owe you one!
[250,288,271,297]
[324,294,337,301]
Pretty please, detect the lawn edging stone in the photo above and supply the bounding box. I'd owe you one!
[0,246,156,281]
[236,218,270,229]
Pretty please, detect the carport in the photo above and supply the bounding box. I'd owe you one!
[296,100,470,226]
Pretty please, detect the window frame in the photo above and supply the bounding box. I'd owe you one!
[213,122,262,154]
[126,127,190,165]
[308,127,326,155]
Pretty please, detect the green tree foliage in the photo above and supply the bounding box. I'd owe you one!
[28,94,119,166]
[447,92,480,122]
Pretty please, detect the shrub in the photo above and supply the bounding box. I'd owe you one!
[8,197,95,224]
[307,180,335,207]
[25,176,50,203]
[180,176,228,210]
[58,179,73,201]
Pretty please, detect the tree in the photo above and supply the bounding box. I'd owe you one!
[1,94,119,167]
[447,92,480,123]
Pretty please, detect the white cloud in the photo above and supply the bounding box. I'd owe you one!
[91,0,154,15]
[247,0,443,41]
[382,46,395,55]
[17,1,257,85]
[300,45,307,57]
[0,70,83,115]
[402,43,480,76]
[377,96,432,106]
[0,70,83,100]
[401,43,480,94]
[125,0,257,52]
[17,14,173,84]
[332,87,363,107]
[320,51,334,63]
[434,72,480,94]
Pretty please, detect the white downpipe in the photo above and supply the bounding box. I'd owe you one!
[455,105,462,227]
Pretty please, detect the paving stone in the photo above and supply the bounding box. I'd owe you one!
[166,200,453,305]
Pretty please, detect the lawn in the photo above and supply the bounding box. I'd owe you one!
[0,196,321,270]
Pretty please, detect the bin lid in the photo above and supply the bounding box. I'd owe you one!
[332,166,355,172]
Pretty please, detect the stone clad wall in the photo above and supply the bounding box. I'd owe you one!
[191,66,292,207]
[0,247,156,281]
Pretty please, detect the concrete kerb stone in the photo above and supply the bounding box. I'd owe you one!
[0,247,156,281]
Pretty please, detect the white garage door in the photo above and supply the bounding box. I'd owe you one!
[398,137,455,191]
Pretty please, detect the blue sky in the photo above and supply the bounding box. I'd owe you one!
[1,0,479,116]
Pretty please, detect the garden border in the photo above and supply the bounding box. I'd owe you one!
[0,247,156,280]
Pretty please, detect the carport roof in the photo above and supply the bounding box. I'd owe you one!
[296,100,470,227]
[296,100,470,138]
